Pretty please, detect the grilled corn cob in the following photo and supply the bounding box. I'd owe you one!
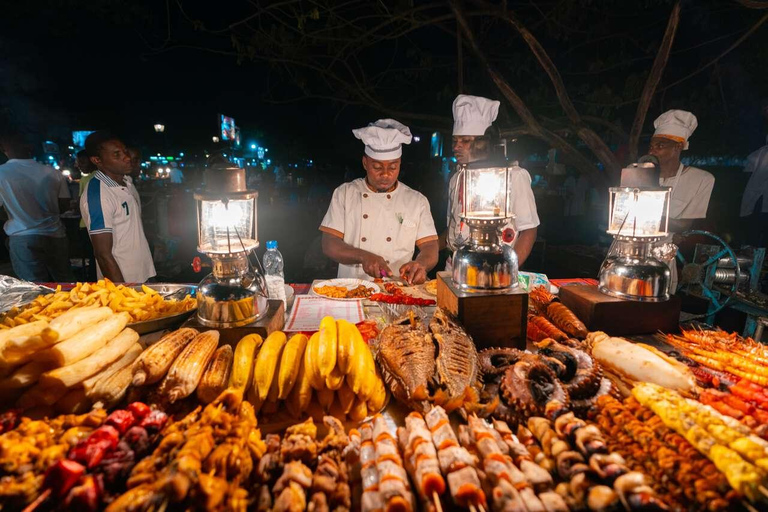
[90,363,134,408]
[252,331,287,402]
[317,316,337,378]
[277,334,308,399]
[197,345,234,404]
[132,327,198,385]
[229,334,262,391]
[160,330,219,403]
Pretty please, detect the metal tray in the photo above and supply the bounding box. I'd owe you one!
[128,284,198,335]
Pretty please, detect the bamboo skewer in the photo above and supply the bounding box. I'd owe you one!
[432,491,443,512]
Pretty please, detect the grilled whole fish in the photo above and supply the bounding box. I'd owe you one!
[430,308,480,399]
[375,314,436,410]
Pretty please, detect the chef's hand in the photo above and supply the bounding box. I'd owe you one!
[400,261,427,285]
[361,253,393,280]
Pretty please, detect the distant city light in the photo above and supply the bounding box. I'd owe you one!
[179,152,184,157]
[250,144,257,149]
[54,164,60,170]
[212,136,220,143]
[413,136,421,142]
[62,169,71,177]
[48,155,54,160]
[154,124,165,133]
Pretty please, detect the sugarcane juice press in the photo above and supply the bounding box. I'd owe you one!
[436,161,528,349]
[184,167,285,343]
[558,162,682,335]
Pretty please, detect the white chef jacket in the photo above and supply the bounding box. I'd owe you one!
[446,165,540,251]
[660,164,714,219]
[740,142,768,217]
[320,178,438,279]
[81,171,156,283]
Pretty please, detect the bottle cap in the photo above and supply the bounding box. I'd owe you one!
[266,240,278,249]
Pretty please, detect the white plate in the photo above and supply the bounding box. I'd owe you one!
[310,278,381,301]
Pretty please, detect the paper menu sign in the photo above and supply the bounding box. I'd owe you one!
[284,296,366,332]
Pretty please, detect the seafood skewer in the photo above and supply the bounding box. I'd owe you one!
[398,412,446,511]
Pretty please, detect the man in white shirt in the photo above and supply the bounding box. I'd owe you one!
[80,131,156,283]
[320,119,438,284]
[446,95,540,267]
[0,133,74,281]
[649,110,715,232]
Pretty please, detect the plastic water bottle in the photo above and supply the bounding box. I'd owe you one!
[263,240,287,307]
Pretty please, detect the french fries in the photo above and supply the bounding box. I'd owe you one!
[0,279,196,329]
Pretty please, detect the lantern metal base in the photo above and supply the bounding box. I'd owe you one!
[452,244,518,290]
[196,252,269,328]
[598,239,670,302]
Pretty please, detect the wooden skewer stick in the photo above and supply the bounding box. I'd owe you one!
[469,505,478,512]
[21,488,51,512]
[478,505,487,512]
[742,500,759,512]
[759,485,768,498]
[432,491,443,512]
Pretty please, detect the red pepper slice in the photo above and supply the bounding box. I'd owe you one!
[43,459,85,498]
[127,402,151,420]
[106,410,136,435]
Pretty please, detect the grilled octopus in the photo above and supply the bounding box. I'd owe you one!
[535,338,603,399]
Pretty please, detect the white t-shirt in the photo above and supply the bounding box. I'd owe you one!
[660,164,714,219]
[80,171,156,283]
[447,165,540,251]
[0,159,69,237]
[320,179,438,279]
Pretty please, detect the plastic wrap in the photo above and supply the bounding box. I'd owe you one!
[0,275,54,313]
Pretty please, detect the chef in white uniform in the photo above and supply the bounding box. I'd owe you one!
[320,119,438,284]
[445,95,539,269]
[649,110,715,232]
[649,109,715,291]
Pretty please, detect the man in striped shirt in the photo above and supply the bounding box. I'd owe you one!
[80,131,156,283]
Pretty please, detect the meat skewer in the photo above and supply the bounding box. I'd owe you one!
[425,406,487,510]
[370,415,416,512]
[360,422,383,512]
[398,412,446,512]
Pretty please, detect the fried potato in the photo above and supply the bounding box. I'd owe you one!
[0,279,196,327]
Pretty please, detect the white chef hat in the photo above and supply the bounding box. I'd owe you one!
[452,94,500,136]
[653,109,698,150]
[353,119,412,160]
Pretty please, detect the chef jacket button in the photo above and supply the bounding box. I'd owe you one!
[386,237,392,242]
[363,193,369,198]
[386,194,391,199]
[363,214,368,219]
[362,237,367,242]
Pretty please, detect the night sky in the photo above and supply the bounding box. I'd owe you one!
[2,1,767,164]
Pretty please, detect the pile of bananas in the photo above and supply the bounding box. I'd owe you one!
[231,317,387,422]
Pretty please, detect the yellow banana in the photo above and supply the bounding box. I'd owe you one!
[349,396,368,422]
[367,372,387,413]
[346,335,369,395]
[267,370,280,402]
[287,361,311,418]
[353,336,377,400]
[305,332,326,390]
[253,331,288,402]
[317,316,337,378]
[337,382,356,414]
[246,379,263,413]
[277,334,308,399]
[317,387,335,411]
[325,364,345,390]
[336,319,359,374]
[230,334,262,391]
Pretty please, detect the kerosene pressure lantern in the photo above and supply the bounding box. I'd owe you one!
[194,167,268,327]
[598,161,672,301]
[451,162,518,290]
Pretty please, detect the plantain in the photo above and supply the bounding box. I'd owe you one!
[252,331,288,403]
[325,365,345,390]
[337,382,356,414]
[336,319,358,374]
[358,336,378,400]
[304,332,326,390]
[229,334,263,391]
[316,316,337,379]
[367,371,387,413]
[346,335,371,396]
[246,381,264,413]
[289,357,313,416]
[277,334,308,399]
[348,396,368,422]
[317,387,335,411]
[329,395,346,420]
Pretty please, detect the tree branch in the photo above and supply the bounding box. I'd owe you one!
[451,0,607,188]
[628,1,681,162]
[733,0,768,8]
